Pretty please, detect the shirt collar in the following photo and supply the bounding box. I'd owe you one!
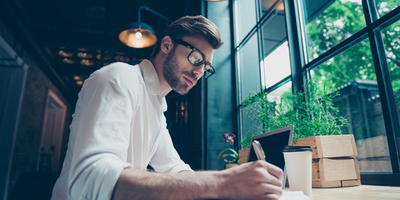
[138,59,168,111]
[139,59,161,95]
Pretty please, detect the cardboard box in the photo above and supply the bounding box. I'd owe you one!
[294,135,358,159]
[294,135,360,188]
[312,158,361,187]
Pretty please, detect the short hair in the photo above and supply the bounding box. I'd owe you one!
[151,15,223,59]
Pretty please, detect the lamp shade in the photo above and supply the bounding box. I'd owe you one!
[119,22,157,48]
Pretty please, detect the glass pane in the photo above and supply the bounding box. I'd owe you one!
[259,0,284,17]
[262,41,291,88]
[238,33,261,103]
[238,33,260,145]
[381,20,400,152]
[375,0,400,19]
[260,5,290,88]
[305,0,366,62]
[310,39,392,173]
[235,0,257,44]
[267,81,292,102]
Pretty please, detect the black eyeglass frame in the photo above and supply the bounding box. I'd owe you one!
[174,39,216,78]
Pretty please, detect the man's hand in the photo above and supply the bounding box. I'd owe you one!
[112,160,283,200]
[217,160,284,200]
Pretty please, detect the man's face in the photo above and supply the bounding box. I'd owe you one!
[163,37,214,95]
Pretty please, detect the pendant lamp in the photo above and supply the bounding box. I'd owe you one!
[119,6,172,48]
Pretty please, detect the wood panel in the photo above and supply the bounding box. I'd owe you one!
[295,135,357,159]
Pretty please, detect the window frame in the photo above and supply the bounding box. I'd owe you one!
[285,0,400,185]
[232,0,400,185]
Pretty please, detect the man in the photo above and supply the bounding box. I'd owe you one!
[51,15,283,200]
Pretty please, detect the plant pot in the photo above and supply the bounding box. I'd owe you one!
[238,149,249,164]
[225,162,239,169]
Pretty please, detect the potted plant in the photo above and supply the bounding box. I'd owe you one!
[239,80,360,187]
[217,133,239,169]
[240,80,348,146]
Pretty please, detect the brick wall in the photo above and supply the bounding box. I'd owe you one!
[0,17,72,195]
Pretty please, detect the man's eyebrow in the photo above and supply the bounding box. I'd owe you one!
[179,38,212,62]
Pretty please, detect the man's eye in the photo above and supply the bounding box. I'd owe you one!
[190,56,202,64]
[189,56,197,64]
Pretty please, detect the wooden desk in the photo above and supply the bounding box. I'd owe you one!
[284,185,400,200]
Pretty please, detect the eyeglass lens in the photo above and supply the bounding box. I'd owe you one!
[189,50,212,71]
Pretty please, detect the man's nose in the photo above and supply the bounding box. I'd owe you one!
[193,65,204,79]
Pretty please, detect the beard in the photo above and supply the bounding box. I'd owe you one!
[163,49,191,95]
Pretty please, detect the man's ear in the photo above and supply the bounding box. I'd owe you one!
[160,36,174,54]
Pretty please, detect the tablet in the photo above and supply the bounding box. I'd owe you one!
[246,125,294,188]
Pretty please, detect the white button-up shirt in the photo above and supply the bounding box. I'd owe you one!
[51,60,192,200]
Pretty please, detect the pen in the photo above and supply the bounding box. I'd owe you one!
[252,140,266,161]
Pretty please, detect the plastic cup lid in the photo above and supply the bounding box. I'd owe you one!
[282,145,313,152]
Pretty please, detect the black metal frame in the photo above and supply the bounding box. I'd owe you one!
[201,0,207,171]
[362,0,400,174]
[232,0,400,185]
[286,0,400,185]
[229,0,240,154]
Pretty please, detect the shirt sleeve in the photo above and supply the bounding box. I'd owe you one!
[149,115,193,173]
[67,62,141,200]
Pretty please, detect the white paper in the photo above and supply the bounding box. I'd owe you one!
[279,191,310,200]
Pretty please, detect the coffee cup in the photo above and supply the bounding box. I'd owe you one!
[282,145,313,199]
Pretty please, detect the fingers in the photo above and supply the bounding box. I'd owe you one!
[249,161,284,187]
[265,161,284,181]
[263,193,281,200]
[262,183,283,197]
[252,183,283,200]
[220,161,284,200]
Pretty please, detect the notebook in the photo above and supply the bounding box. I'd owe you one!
[280,191,310,200]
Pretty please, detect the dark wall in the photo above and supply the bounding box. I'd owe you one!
[165,83,203,170]
[0,14,71,196]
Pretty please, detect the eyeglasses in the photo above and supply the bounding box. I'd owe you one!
[174,39,216,79]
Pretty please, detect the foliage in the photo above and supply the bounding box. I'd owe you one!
[306,0,400,106]
[217,148,238,163]
[240,132,254,152]
[382,20,400,111]
[240,80,348,149]
[217,133,239,163]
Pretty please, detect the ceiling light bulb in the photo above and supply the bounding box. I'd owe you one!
[134,41,142,47]
[135,31,142,39]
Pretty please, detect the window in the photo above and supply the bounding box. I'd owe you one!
[375,0,400,19]
[260,3,291,89]
[237,33,261,138]
[262,41,291,88]
[260,0,284,16]
[382,20,400,151]
[305,0,366,62]
[230,0,399,184]
[298,0,400,183]
[235,0,257,44]
[234,0,290,144]
[309,39,392,172]
[267,81,292,102]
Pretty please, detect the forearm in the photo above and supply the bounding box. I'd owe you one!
[112,168,223,200]
[113,161,284,200]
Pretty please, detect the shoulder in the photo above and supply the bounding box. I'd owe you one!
[94,62,142,81]
[86,62,143,88]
